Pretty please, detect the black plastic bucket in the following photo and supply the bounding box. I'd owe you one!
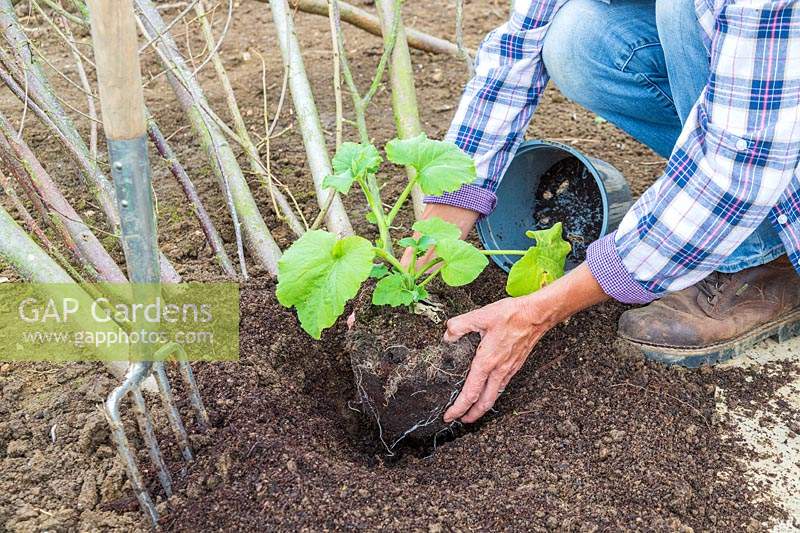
[477,140,633,272]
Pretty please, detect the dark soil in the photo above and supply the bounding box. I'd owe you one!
[348,283,480,448]
[534,157,603,266]
[156,270,784,531]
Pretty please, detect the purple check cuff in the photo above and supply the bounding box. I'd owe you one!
[586,232,658,305]
[424,184,498,216]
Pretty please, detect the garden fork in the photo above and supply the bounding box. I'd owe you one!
[87,0,209,524]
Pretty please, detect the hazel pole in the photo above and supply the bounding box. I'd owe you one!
[375,0,425,219]
[268,0,354,237]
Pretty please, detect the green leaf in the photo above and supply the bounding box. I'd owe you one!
[333,142,382,177]
[276,230,375,339]
[397,237,418,248]
[385,134,476,196]
[412,216,461,243]
[410,285,429,302]
[372,273,417,307]
[416,235,436,251]
[506,222,572,297]
[434,239,488,286]
[397,235,436,254]
[322,171,354,194]
[369,263,390,279]
[323,142,383,194]
[365,212,378,224]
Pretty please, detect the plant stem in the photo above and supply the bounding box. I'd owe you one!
[385,173,417,227]
[418,269,440,288]
[413,257,444,280]
[373,246,405,273]
[361,177,392,256]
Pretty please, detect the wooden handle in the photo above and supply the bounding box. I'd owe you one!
[87,0,146,140]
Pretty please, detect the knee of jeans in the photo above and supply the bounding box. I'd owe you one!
[655,0,696,40]
[542,0,614,105]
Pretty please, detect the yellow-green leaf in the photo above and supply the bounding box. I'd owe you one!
[276,230,375,339]
[506,223,571,297]
[385,134,476,196]
[412,216,461,243]
[435,239,488,286]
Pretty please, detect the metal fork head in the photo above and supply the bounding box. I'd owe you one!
[104,344,208,525]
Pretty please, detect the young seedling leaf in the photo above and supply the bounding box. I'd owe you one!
[435,239,489,286]
[416,235,436,251]
[369,263,390,279]
[398,235,437,254]
[412,216,461,243]
[372,273,417,307]
[322,171,355,194]
[397,237,418,249]
[506,223,571,297]
[410,285,429,302]
[276,230,375,339]
[385,134,476,196]
[323,142,383,194]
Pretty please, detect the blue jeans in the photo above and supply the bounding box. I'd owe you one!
[541,0,786,273]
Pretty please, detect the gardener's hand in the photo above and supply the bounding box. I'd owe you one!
[401,204,479,271]
[442,262,610,424]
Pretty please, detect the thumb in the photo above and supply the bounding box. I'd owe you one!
[400,246,416,268]
[443,309,483,343]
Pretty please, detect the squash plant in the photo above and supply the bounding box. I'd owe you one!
[276,134,571,339]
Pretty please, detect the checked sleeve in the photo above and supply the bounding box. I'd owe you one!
[587,0,800,303]
[424,0,566,216]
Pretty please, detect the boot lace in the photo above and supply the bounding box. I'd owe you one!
[697,271,733,305]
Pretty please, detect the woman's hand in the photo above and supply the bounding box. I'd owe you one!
[443,295,551,423]
[443,262,610,424]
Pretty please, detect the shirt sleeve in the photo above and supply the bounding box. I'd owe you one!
[587,0,800,304]
[424,0,565,216]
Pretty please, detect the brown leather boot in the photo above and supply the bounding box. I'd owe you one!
[617,256,800,367]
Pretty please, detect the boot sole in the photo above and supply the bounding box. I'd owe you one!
[617,308,800,368]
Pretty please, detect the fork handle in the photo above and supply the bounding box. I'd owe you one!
[87,0,146,141]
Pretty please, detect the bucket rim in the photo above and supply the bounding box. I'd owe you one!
[476,139,613,272]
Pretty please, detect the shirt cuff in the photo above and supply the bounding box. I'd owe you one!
[424,184,498,216]
[586,232,659,304]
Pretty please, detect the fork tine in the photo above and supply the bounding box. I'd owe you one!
[178,360,210,428]
[104,362,159,525]
[153,362,193,461]
[105,357,210,526]
[130,386,173,497]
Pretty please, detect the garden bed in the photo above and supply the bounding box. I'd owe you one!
[150,273,786,530]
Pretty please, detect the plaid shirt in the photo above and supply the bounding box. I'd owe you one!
[426,0,800,303]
